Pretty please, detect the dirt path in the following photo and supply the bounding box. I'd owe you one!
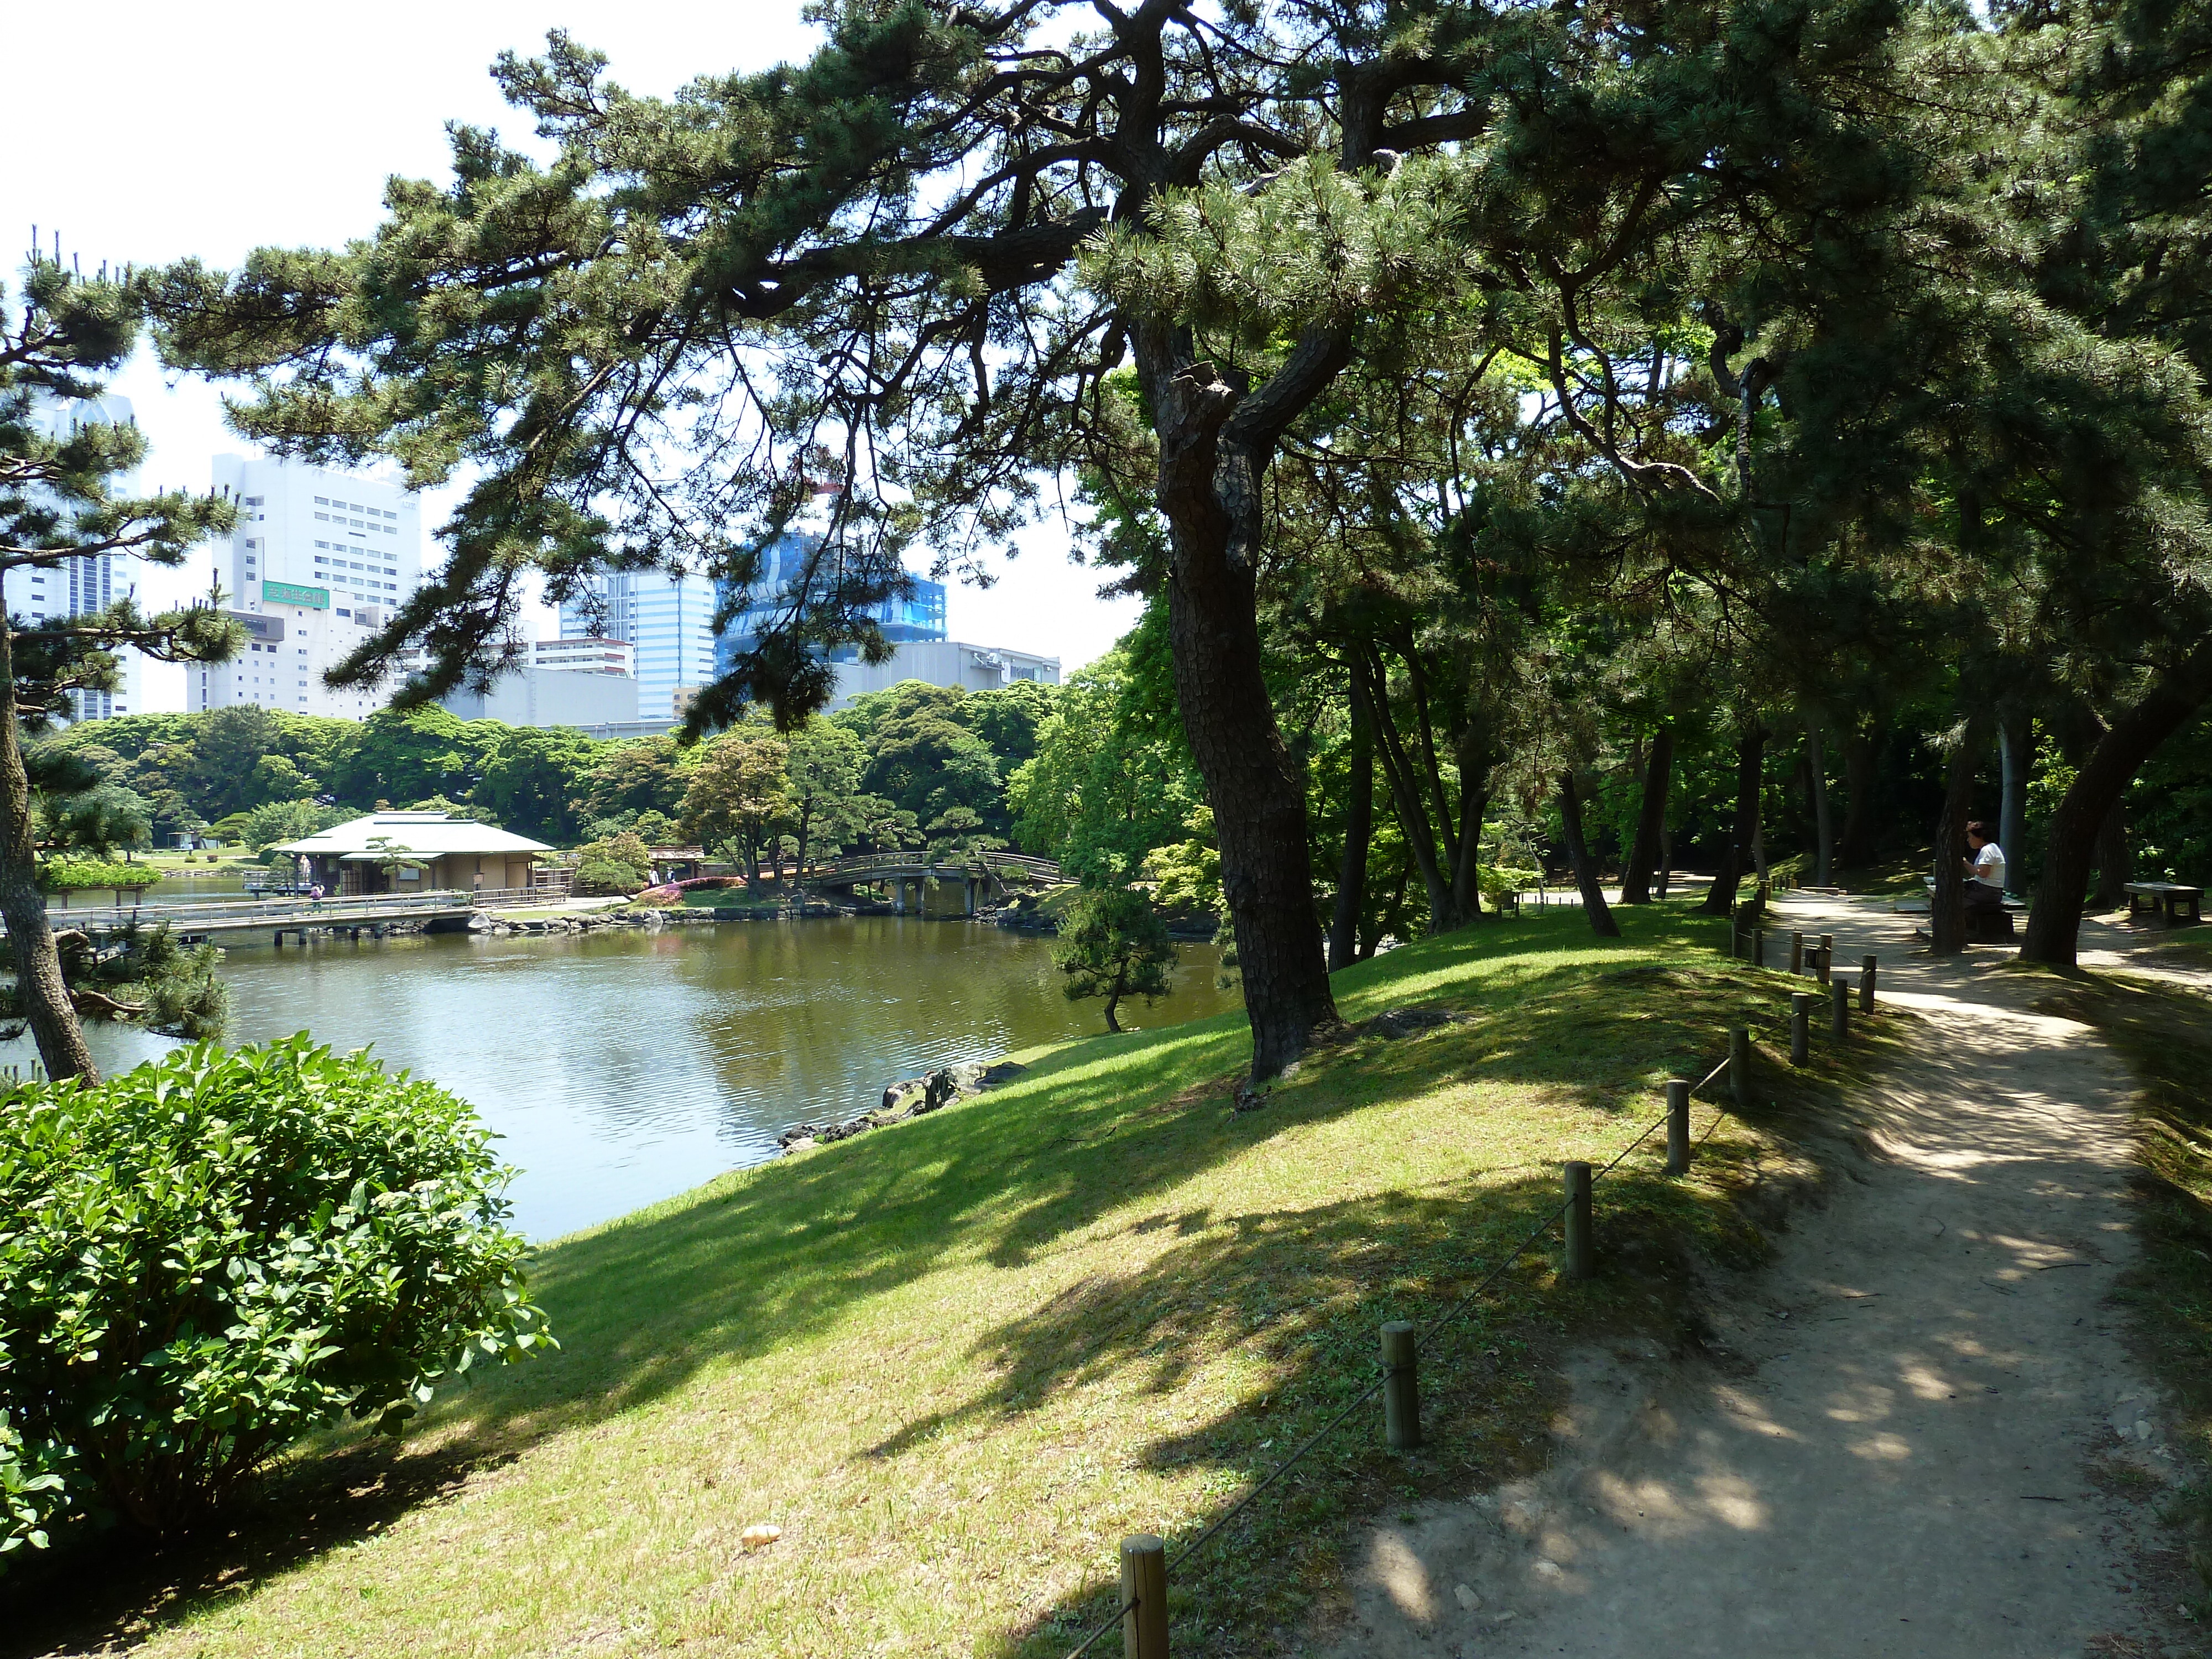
[1322,894,2198,1658]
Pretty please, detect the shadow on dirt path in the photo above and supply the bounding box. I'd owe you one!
[1322,894,2200,1658]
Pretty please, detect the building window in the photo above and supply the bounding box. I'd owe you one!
[314,512,329,522]
[314,496,329,505]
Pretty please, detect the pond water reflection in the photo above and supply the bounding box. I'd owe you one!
[20,917,1238,1240]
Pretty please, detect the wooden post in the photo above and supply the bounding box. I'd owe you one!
[1817,935,1834,985]
[1121,1536,1169,1659]
[1790,931,1804,974]
[1830,980,1851,1041]
[1753,928,1766,968]
[273,930,283,950]
[1860,956,1877,1013]
[1665,1078,1692,1175]
[1729,1026,1749,1109]
[1791,993,1812,1065]
[1563,1162,1594,1281]
[1381,1321,1421,1450]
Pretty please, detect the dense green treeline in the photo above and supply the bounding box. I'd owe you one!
[36,680,1061,867]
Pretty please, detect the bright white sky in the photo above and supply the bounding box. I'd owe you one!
[2,1,1138,712]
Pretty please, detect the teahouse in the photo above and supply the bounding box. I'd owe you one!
[274,811,552,898]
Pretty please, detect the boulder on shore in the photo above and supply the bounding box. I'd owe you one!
[779,1057,1030,1154]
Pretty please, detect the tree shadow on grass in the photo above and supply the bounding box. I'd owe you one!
[2,1438,515,1658]
[15,907,1828,1652]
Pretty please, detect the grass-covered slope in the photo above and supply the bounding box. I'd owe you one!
[27,905,1890,1659]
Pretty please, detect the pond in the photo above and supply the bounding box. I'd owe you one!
[20,917,1239,1240]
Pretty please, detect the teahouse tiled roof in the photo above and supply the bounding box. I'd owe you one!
[273,811,552,858]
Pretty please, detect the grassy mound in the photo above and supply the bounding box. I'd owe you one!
[27,905,1895,1658]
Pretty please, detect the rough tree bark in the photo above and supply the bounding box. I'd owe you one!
[2091,801,2131,910]
[1355,649,1460,935]
[1448,724,1492,922]
[1806,716,1834,886]
[1620,726,1673,904]
[1928,714,1989,957]
[1328,673,1375,973]
[1998,711,2031,885]
[1559,771,1622,938]
[1699,725,1766,914]
[0,603,100,1084]
[2023,639,2212,965]
[1838,719,1879,870]
[1146,341,1343,1075]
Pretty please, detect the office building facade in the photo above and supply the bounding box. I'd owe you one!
[557,570,717,722]
[20,394,141,721]
[192,457,428,719]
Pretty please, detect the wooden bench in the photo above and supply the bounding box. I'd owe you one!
[2125,881,2204,925]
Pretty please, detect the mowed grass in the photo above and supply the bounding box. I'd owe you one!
[23,905,1892,1659]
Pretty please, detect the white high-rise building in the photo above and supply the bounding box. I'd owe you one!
[557,570,717,722]
[20,393,142,721]
[194,457,428,719]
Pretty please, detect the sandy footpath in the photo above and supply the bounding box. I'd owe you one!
[1319,894,2201,1658]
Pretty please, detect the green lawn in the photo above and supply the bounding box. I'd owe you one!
[27,905,1900,1659]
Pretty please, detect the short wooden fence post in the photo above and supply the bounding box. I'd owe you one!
[1563,1161,1595,1281]
[1665,1078,1692,1176]
[1752,928,1766,968]
[1815,936,1833,985]
[1729,1026,1750,1109]
[1830,980,1850,1041]
[1381,1322,1421,1450]
[1860,956,1878,1013]
[1791,993,1812,1066]
[1790,931,1805,974]
[1122,1535,1170,1659]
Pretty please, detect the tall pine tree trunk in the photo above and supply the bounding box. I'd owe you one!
[1328,674,1375,973]
[1559,771,1621,938]
[1357,651,1459,935]
[1620,726,1673,904]
[1838,721,1878,869]
[1929,715,1988,957]
[0,611,98,1083]
[1699,725,1766,914]
[2092,801,2130,910]
[1806,717,1834,886]
[1998,712,2030,888]
[2023,639,2212,965]
[1149,344,1340,1076]
[1448,724,1492,921]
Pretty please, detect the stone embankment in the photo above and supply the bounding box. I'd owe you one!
[465,907,718,938]
[775,1058,1029,1154]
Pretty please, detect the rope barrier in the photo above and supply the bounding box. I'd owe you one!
[1054,1037,1750,1659]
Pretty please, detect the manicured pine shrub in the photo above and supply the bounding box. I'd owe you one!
[0,1038,552,1557]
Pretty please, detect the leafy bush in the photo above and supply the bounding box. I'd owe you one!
[38,860,152,893]
[572,857,646,897]
[570,830,653,896]
[1477,865,1541,904]
[0,1039,551,1554]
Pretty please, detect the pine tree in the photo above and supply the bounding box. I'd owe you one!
[1,246,238,1081]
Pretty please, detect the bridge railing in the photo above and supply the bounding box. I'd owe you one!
[18,888,480,935]
[810,850,1067,883]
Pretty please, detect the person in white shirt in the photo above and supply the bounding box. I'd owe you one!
[1962,821,2007,917]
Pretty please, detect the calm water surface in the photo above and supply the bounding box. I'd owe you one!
[27,919,1238,1239]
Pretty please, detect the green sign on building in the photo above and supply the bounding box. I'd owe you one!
[262,580,329,609]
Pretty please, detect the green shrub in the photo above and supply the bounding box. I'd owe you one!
[37,860,152,893]
[0,1039,551,1554]
[571,857,646,896]
[1478,865,1541,904]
